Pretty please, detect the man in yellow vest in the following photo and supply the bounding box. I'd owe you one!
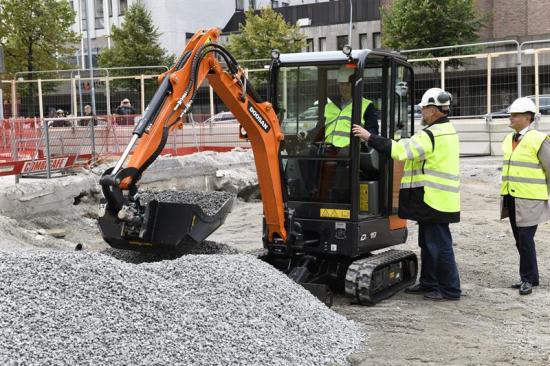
[353,87,461,301]
[500,97,550,295]
[298,65,378,152]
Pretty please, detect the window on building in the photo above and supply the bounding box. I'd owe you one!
[336,35,348,51]
[80,0,87,31]
[318,37,326,51]
[306,38,314,52]
[95,0,104,29]
[250,0,256,9]
[119,0,128,15]
[359,33,368,49]
[271,0,279,7]
[108,0,112,17]
[236,0,244,11]
[282,1,289,5]
[373,32,381,49]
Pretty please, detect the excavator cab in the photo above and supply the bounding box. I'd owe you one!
[262,50,418,304]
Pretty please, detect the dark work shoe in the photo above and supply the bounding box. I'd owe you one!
[424,291,460,302]
[512,281,539,289]
[404,284,432,295]
[423,291,445,301]
[519,282,533,295]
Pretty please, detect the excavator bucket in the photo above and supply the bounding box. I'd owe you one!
[98,190,235,253]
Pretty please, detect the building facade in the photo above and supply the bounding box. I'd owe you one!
[70,0,317,64]
[223,0,382,52]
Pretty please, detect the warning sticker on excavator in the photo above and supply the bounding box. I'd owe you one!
[320,208,350,219]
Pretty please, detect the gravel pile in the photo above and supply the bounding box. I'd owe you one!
[139,190,234,216]
[101,240,239,263]
[0,250,362,365]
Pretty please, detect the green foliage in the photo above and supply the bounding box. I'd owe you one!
[381,0,487,69]
[227,7,305,60]
[0,0,79,76]
[98,3,174,93]
[98,3,174,71]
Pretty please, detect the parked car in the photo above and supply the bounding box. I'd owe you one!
[485,95,550,119]
[204,111,238,124]
[408,104,422,119]
[281,106,320,135]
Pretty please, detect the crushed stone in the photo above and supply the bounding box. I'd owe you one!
[139,189,234,216]
[0,250,362,366]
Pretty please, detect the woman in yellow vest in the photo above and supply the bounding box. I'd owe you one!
[500,97,550,295]
[353,88,461,301]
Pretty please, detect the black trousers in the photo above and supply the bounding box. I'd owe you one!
[506,195,540,285]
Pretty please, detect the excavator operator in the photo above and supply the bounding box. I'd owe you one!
[297,64,379,156]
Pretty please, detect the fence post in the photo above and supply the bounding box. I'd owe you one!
[106,74,111,115]
[209,85,215,118]
[90,113,97,166]
[43,120,51,179]
[38,79,51,179]
[517,48,522,97]
[487,55,492,115]
[140,74,145,114]
[534,51,540,112]
[10,115,19,184]
[440,59,445,90]
[11,80,17,118]
[71,76,78,116]
[38,79,44,122]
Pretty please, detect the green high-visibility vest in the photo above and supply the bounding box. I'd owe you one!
[324,98,372,147]
[392,121,460,213]
[501,130,549,200]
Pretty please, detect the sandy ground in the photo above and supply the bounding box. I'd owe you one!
[212,156,550,366]
[1,156,550,365]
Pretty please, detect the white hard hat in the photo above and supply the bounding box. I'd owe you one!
[336,65,354,83]
[508,97,536,113]
[419,88,452,107]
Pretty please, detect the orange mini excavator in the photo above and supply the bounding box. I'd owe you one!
[99,28,418,306]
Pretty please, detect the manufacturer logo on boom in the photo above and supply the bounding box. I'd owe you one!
[248,102,270,132]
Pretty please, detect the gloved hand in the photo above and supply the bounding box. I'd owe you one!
[297,130,308,141]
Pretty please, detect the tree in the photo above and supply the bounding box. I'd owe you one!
[98,3,173,70]
[0,0,78,75]
[381,0,487,69]
[0,0,79,115]
[227,7,305,61]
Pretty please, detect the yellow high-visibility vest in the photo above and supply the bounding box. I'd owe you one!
[501,130,549,200]
[392,121,460,213]
[324,98,372,147]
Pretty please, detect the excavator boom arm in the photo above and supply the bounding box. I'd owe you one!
[100,28,287,242]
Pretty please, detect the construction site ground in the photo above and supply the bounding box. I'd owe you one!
[212,156,550,365]
[1,153,549,365]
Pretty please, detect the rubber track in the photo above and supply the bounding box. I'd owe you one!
[345,249,417,305]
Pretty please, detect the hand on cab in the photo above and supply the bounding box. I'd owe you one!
[352,124,371,142]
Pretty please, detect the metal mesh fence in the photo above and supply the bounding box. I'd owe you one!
[446,56,488,117]
[2,47,550,176]
[490,53,518,114]
[408,63,441,109]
